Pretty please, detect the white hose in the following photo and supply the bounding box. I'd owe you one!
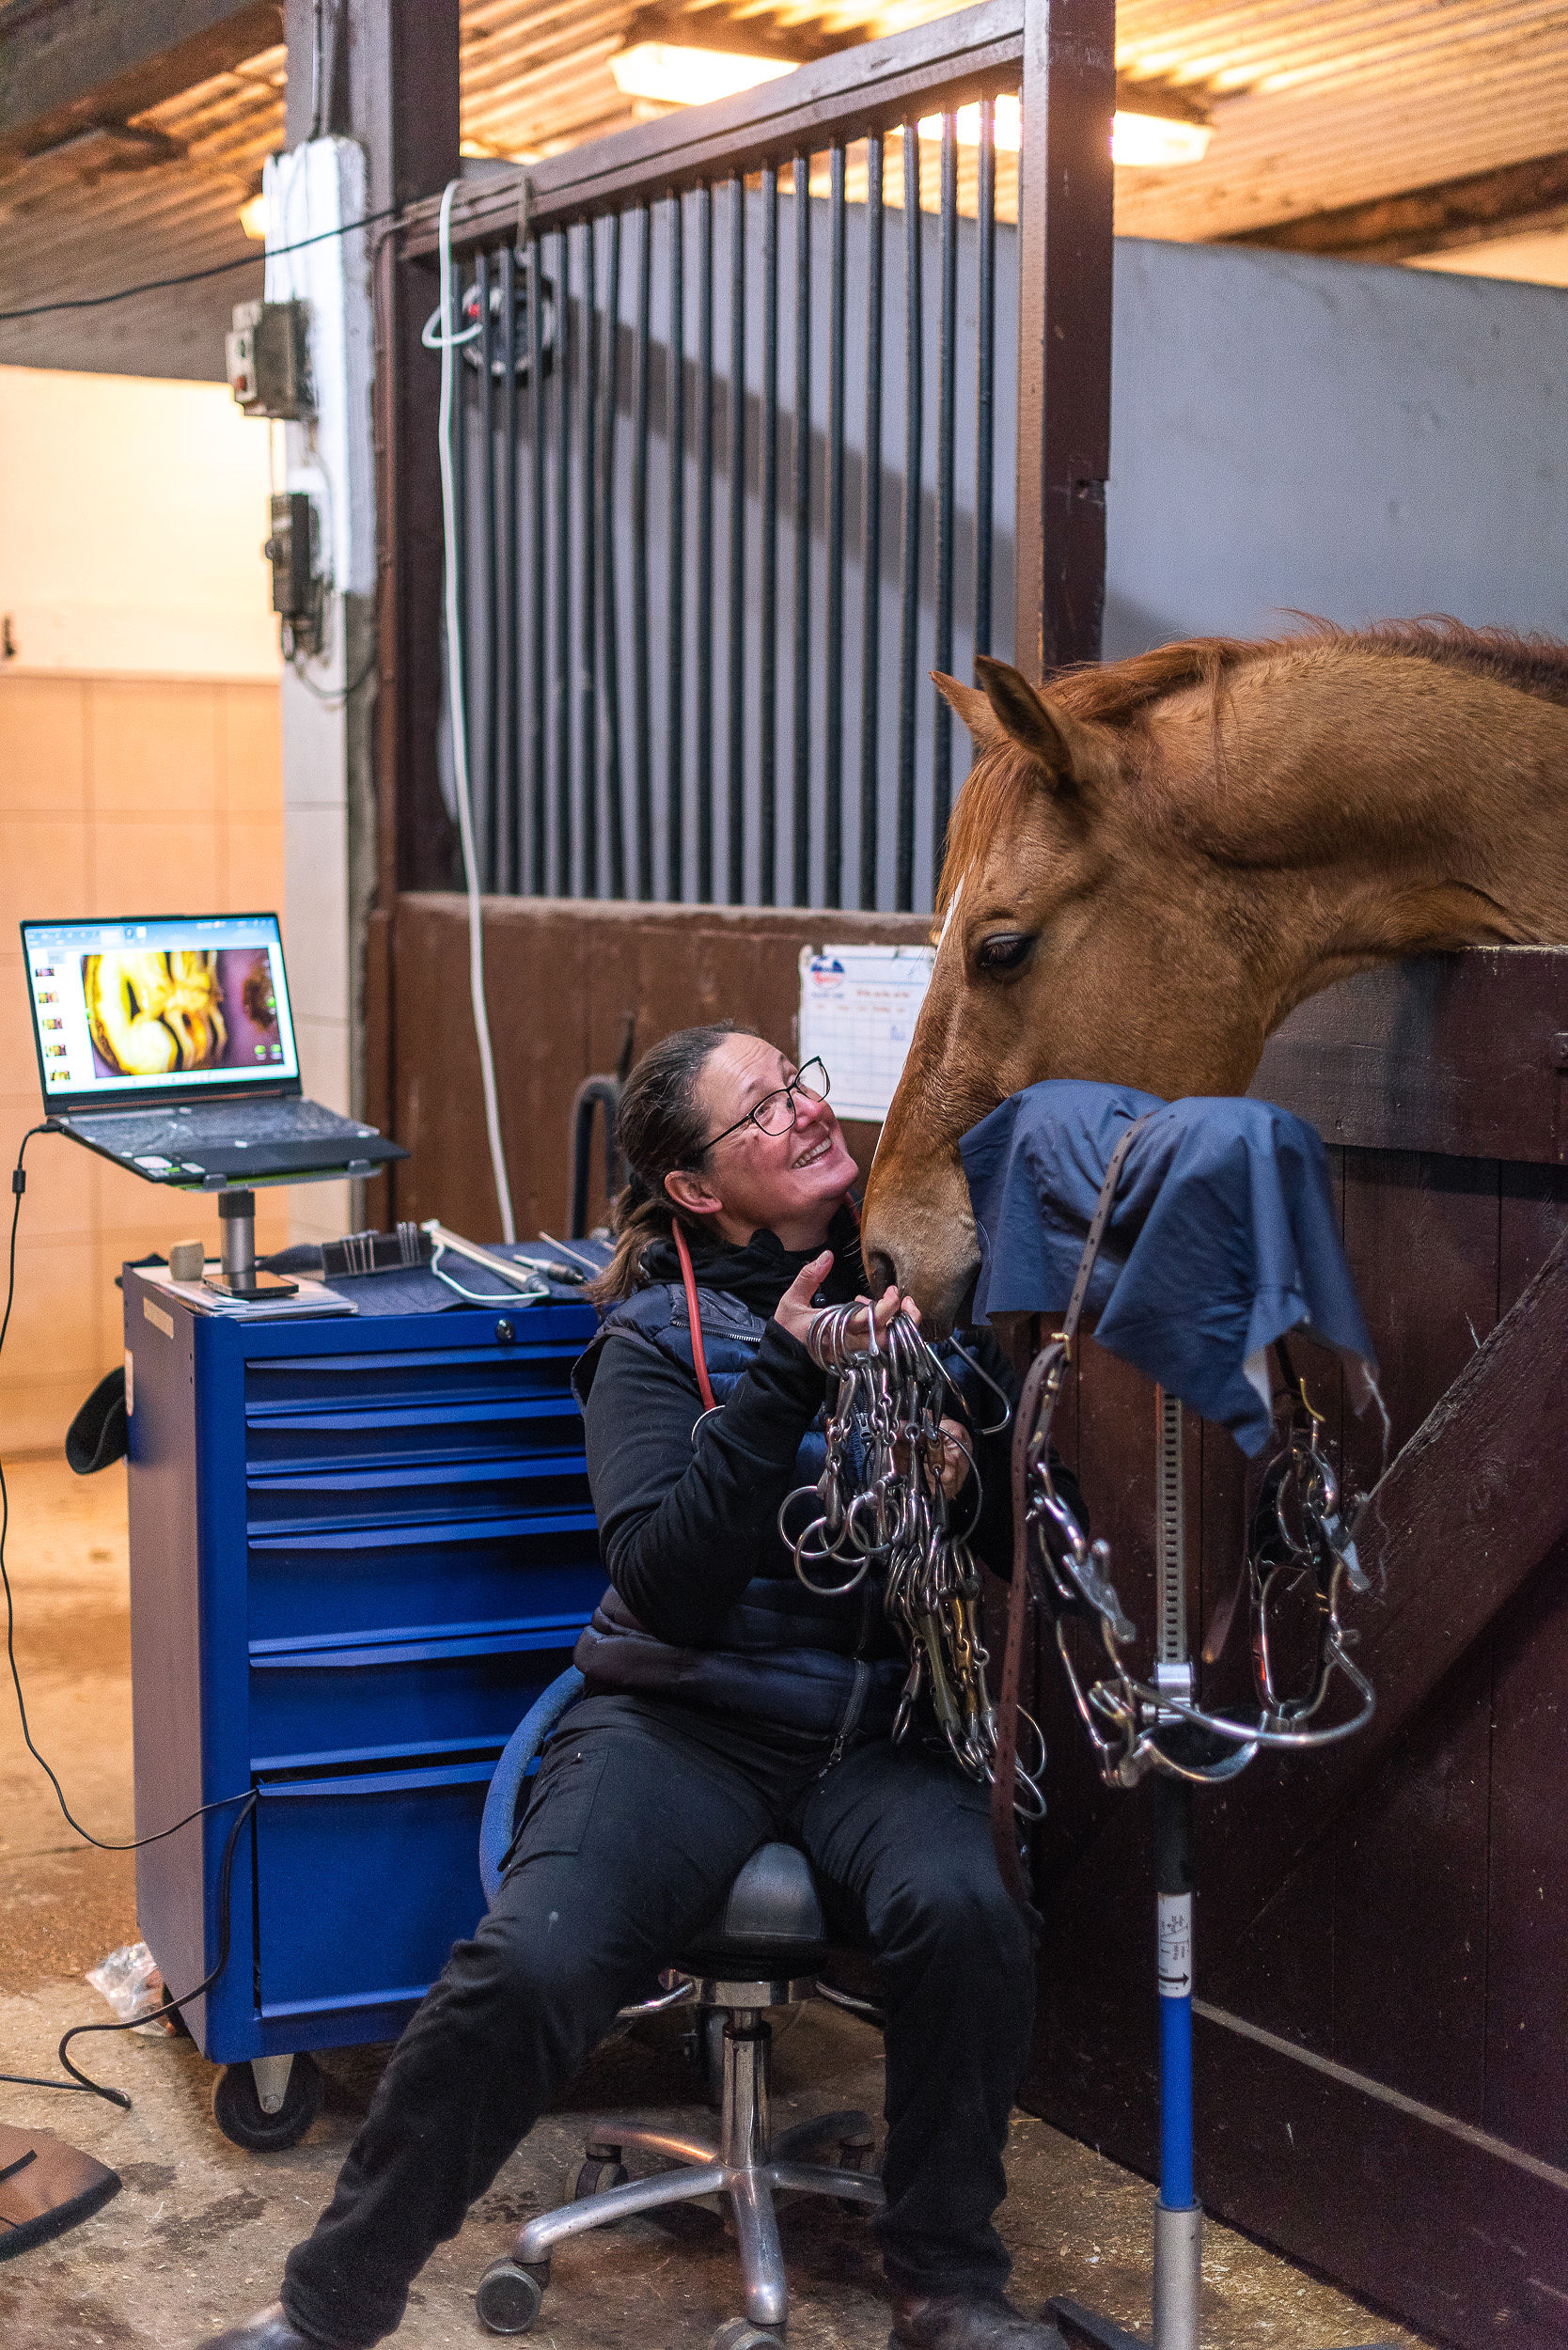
[431,179,515,1241]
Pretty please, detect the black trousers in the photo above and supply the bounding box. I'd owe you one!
[283,1695,1037,2348]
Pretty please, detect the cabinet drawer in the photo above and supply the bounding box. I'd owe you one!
[245,1394,584,1471]
[254,1761,494,2014]
[247,1513,604,1642]
[245,1451,588,1533]
[249,1627,583,1768]
[246,1339,590,1415]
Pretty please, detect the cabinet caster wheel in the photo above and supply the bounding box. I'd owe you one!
[476,2257,548,2333]
[572,2156,628,2199]
[712,2322,786,2350]
[211,2053,324,2151]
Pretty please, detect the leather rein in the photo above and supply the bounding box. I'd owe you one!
[992,1113,1153,1913]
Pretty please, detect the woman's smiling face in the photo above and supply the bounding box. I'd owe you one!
[668,1032,860,1250]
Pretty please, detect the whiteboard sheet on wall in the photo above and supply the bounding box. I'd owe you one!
[798,945,935,1123]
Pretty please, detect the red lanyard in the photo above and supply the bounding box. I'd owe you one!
[672,1222,717,1414]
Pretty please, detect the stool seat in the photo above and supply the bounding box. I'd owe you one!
[677,1841,834,1976]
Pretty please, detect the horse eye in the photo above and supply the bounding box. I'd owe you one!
[974,932,1033,975]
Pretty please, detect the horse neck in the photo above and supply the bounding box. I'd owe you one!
[1161,658,1568,1016]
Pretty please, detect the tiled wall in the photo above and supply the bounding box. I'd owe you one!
[0,670,287,1451]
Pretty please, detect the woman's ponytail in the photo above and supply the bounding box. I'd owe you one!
[587,1023,752,1308]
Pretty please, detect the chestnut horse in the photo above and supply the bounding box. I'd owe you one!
[861,619,1568,1328]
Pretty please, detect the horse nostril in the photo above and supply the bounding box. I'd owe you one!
[866,1248,896,1294]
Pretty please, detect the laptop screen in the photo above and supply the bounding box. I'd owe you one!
[22,913,301,1110]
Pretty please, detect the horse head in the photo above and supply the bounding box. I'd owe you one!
[862,623,1568,1326]
[861,653,1285,1327]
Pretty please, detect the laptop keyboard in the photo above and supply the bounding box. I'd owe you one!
[71,1101,373,1152]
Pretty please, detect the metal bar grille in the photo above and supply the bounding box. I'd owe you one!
[434,86,1022,913]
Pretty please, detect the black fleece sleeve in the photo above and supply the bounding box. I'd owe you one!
[583,1321,827,1648]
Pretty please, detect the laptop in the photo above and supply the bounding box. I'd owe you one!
[22,912,407,1188]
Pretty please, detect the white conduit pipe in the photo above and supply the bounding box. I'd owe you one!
[427,179,516,1241]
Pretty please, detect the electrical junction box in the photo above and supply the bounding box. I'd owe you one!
[263,493,321,657]
[227,299,314,418]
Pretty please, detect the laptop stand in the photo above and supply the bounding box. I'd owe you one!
[202,1188,298,1300]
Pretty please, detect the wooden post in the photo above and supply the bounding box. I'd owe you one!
[348,0,461,910]
[1012,0,1115,682]
[306,0,461,1173]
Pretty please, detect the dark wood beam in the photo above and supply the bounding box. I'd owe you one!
[1012,0,1115,679]
[1250,948,1568,1167]
[353,0,461,1212]
[399,0,1027,258]
[0,0,283,164]
[1227,146,1568,265]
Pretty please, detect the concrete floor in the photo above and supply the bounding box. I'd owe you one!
[0,1457,1427,2350]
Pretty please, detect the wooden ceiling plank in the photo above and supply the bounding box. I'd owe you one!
[0,0,285,164]
[1230,143,1568,259]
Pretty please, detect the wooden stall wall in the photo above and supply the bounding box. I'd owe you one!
[1029,948,1568,2350]
[375,895,929,1237]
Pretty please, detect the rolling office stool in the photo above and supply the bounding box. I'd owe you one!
[476,1670,885,2348]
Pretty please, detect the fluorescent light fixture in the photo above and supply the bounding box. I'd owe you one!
[612,42,795,106]
[1111,111,1212,166]
[613,55,1212,167]
[916,92,1209,165]
[239,192,268,241]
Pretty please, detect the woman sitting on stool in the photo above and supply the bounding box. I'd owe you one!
[203,1023,1078,2350]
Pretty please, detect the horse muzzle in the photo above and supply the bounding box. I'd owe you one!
[861,1155,981,1337]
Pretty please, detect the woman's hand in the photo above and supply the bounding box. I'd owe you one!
[773,1260,917,1352]
[932,1417,974,1499]
[772,1251,838,1347]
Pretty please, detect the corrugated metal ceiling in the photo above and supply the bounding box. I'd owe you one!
[5,3,1568,380]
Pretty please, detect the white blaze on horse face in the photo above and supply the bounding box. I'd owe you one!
[868,879,964,1189]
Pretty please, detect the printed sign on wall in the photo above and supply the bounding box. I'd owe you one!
[798,944,935,1123]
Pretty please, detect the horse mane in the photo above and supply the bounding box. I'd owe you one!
[935,614,1568,918]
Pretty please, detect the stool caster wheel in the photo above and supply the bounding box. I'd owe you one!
[712,2322,787,2350]
[211,2053,324,2152]
[835,2127,879,2210]
[573,2155,628,2199]
[476,2256,548,2334]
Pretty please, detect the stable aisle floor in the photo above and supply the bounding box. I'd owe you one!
[0,1458,1427,2350]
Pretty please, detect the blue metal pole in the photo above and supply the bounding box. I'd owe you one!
[1157,1891,1195,2210]
[1152,1770,1200,2350]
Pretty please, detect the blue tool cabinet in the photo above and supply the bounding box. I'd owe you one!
[122,1270,601,2086]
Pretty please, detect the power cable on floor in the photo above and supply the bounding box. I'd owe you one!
[0,1128,256,2108]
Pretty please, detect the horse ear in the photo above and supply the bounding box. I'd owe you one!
[973,654,1100,794]
[932,671,1004,747]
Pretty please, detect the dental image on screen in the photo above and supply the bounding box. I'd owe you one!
[84,948,282,1077]
[24,916,299,1098]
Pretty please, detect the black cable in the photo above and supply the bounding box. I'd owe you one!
[0,1128,256,2107]
[1,1133,251,1854]
[0,203,401,324]
[289,645,377,705]
[0,1794,258,2109]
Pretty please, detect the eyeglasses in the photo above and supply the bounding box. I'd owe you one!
[698,1058,831,1154]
